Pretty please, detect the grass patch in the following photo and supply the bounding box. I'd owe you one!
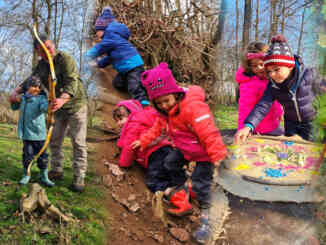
[0,123,107,245]
[215,104,238,130]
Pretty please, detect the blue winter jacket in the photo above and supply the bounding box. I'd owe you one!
[11,94,48,140]
[245,56,324,129]
[91,21,144,73]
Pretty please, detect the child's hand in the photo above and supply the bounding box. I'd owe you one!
[234,127,251,144]
[131,140,141,150]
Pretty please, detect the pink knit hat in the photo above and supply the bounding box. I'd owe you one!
[116,99,142,114]
[141,63,185,101]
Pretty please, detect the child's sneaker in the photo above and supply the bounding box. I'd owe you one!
[192,216,211,244]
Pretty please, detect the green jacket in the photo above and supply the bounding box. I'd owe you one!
[22,51,87,117]
[11,94,48,140]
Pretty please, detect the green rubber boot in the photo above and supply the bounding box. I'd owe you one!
[19,168,30,185]
[40,168,55,187]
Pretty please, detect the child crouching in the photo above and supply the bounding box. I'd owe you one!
[132,63,228,244]
[114,99,191,215]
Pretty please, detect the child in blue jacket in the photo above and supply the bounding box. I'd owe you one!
[10,76,54,187]
[86,6,149,106]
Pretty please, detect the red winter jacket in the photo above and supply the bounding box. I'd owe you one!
[236,67,283,134]
[140,86,227,164]
[117,103,171,168]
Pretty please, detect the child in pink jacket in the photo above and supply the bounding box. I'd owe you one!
[113,99,186,194]
[132,63,227,244]
[236,41,283,135]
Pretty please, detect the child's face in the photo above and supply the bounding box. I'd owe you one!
[266,65,293,83]
[116,115,128,128]
[154,94,177,113]
[96,30,104,40]
[249,58,266,79]
[27,85,41,96]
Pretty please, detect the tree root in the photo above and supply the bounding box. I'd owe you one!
[19,183,75,223]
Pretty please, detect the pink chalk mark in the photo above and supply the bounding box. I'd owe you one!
[304,157,318,169]
[253,162,266,166]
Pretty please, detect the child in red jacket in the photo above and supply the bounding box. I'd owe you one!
[132,63,227,244]
[113,99,189,203]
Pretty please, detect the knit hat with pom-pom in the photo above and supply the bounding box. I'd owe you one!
[264,34,295,68]
[95,6,115,31]
[141,63,185,101]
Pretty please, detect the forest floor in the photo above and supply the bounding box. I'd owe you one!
[98,104,320,245]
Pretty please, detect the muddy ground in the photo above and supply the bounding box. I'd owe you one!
[95,69,318,245]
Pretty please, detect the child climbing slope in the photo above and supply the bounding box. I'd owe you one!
[132,63,227,244]
[10,76,54,187]
[86,6,149,106]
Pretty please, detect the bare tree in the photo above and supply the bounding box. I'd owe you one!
[242,0,252,51]
[255,0,260,41]
[297,7,306,56]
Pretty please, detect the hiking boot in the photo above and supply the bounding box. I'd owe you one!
[72,176,85,192]
[166,185,192,216]
[192,216,211,244]
[40,168,55,187]
[48,170,64,181]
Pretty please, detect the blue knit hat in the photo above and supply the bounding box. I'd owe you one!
[95,6,115,31]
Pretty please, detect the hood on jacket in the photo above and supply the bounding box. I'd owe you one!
[116,99,142,114]
[107,21,130,40]
[184,85,205,103]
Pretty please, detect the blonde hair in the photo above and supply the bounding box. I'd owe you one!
[241,42,268,74]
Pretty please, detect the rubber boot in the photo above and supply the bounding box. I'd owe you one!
[19,168,30,185]
[193,209,211,244]
[167,186,192,216]
[40,168,55,187]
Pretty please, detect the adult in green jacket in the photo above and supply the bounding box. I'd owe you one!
[11,34,88,192]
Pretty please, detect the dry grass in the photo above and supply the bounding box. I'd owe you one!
[0,94,18,124]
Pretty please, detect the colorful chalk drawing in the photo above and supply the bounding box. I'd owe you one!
[229,137,322,181]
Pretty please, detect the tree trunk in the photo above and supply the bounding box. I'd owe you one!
[242,0,252,51]
[280,0,286,34]
[155,0,162,18]
[297,7,306,56]
[255,0,260,41]
[269,0,279,40]
[235,0,239,65]
[32,0,39,69]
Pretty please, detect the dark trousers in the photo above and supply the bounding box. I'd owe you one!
[113,66,149,103]
[147,146,187,193]
[284,120,313,141]
[22,140,48,170]
[153,148,214,209]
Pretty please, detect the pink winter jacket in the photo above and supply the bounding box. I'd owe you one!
[236,67,283,134]
[117,100,171,168]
